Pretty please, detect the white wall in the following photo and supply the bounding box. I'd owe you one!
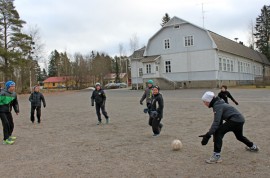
[145,24,214,56]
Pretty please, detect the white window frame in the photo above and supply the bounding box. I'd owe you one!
[184,36,194,47]
[138,68,143,77]
[164,39,170,49]
[223,59,226,71]
[146,64,151,74]
[165,60,172,73]
[219,58,222,71]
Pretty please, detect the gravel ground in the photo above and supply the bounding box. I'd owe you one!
[0,88,269,178]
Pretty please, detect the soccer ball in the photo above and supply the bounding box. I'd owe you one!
[171,139,182,151]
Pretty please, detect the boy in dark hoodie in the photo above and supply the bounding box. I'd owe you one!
[148,86,164,137]
[0,81,19,145]
[29,85,46,123]
[218,85,238,105]
[91,83,110,125]
[199,91,259,164]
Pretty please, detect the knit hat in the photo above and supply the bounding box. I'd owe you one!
[147,80,154,85]
[5,81,15,90]
[95,82,101,86]
[201,91,215,102]
[153,85,160,91]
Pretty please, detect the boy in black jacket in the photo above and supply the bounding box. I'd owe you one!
[91,83,110,125]
[218,85,238,105]
[199,91,259,164]
[29,85,46,123]
[149,86,164,137]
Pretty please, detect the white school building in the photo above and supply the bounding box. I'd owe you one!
[130,17,270,89]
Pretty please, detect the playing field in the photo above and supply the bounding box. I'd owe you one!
[0,88,269,178]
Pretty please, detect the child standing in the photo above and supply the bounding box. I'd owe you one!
[218,85,238,105]
[148,86,164,137]
[0,81,19,145]
[199,91,259,164]
[140,79,154,109]
[91,83,110,125]
[29,85,46,123]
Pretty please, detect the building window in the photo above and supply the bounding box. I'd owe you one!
[138,68,143,77]
[223,59,226,71]
[53,83,55,86]
[164,39,170,49]
[156,66,159,71]
[165,61,171,73]
[146,64,151,74]
[227,59,230,72]
[219,58,222,71]
[230,60,234,72]
[184,36,194,46]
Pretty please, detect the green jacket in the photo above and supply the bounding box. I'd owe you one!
[0,89,19,113]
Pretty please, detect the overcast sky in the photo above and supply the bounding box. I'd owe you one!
[14,0,269,60]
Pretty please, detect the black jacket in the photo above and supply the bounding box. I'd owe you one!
[0,89,19,113]
[218,91,236,104]
[91,89,106,105]
[29,92,46,107]
[150,93,164,119]
[207,97,245,135]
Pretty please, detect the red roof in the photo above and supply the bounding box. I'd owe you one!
[43,77,69,83]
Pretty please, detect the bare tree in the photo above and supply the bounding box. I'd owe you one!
[247,20,255,49]
[129,33,139,53]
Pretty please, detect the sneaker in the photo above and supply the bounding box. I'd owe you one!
[9,136,17,141]
[205,155,222,164]
[106,118,110,124]
[3,139,14,145]
[97,121,102,125]
[152,133,160,137]
[245,145,259,152]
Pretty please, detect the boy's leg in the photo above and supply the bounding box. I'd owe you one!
[0,113,11,140]
[95,104,102,122]
[36,106,41,123]
[152,117,161,135]
[233,122,253,147]
[213,121,233,153]
[148,117,153,126]
[6,112,14,136]
[101,105,109,119]
[30,106,36,123]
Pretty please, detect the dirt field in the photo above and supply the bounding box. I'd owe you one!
[0,88,269,178]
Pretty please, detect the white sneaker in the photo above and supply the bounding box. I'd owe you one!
[245,145,259,152]
[205,155,222,164]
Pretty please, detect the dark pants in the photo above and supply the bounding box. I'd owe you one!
[149,117,163,135]
[214,120,253,153]
[0,112,13,140]
[95,103,108,122]
[31,106,41,123]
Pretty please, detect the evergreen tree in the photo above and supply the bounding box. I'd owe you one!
[48,50,60,77]
[161,13,171,27]
[0,0,32,81]
[254,5,270,60]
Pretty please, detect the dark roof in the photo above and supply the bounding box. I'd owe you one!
[141,55,160,63]
[208,31,270,65]
[130,47,145,59]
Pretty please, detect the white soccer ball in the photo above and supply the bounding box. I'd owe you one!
[171,139,183,151]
